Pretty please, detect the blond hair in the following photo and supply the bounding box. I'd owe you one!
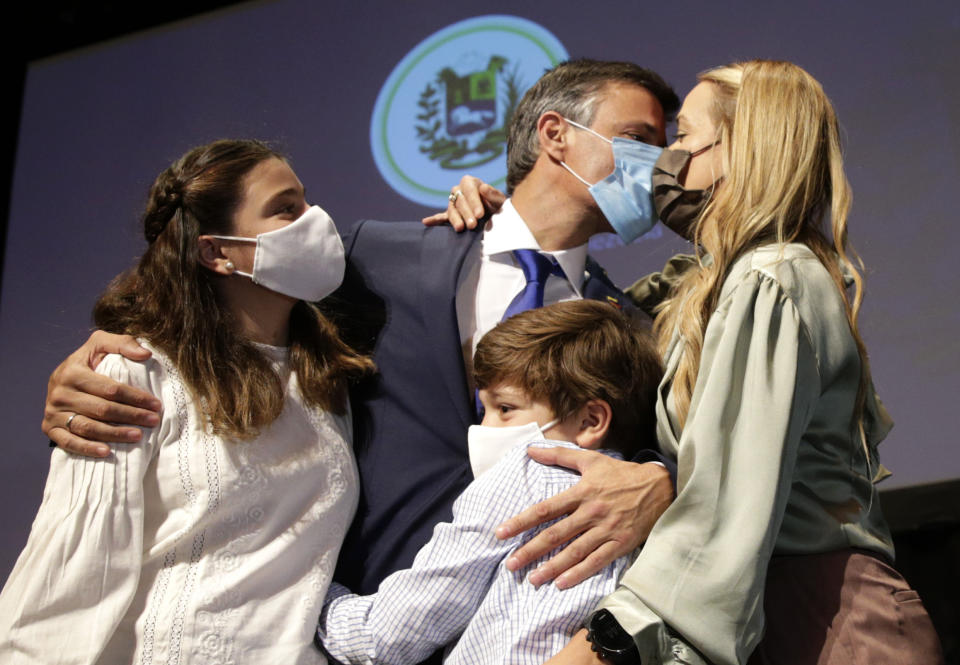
[654,60,869,432]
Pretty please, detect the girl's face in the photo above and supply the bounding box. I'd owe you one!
[669,81,725,190]
[223,157,309,274]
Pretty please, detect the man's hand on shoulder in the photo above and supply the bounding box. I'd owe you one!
[42,331,161,457]
[496,448,673,589]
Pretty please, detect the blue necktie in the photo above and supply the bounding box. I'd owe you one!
[476,249,567,422]
[501,249,567,322]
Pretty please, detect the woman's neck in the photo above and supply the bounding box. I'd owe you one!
[217,279,295,346]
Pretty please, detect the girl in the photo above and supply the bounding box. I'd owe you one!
[0,139,373,664]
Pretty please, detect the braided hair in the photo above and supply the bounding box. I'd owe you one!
[94,139,373,439]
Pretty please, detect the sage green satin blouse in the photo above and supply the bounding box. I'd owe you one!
[600,244,895,665]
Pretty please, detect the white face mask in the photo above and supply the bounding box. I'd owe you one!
[466,417,559,479]
[211,205,346,302]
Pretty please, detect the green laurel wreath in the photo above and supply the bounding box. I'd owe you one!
[415,59,523,170]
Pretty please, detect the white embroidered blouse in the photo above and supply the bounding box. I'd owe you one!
[0,343,358,664]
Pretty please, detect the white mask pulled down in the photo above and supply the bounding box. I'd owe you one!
[467,418,559,479]
[212,204,345,302]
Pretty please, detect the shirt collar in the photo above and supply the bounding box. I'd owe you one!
[482,199,588,293]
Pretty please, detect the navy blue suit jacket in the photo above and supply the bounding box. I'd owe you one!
[323,220,664,598]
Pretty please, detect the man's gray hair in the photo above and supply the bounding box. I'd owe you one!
[505,59,679,193]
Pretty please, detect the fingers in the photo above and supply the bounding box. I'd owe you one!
[522,528,606,587]
[477,182,507,210]
[453,176,486,227]
[496,483,584,541]
[526,445,600,472]
[115,335,153,362]
[65,407,147,442]
[501,488,601,571]
[47,423,112,458]
[42,360,161,457]
[46,376,161,429]
[421,174,507,229]
[498,456,675,590]
[84,331,151,368]
[446,192,469,232]
[552,540,625,590]
[421,211,450,227]
[506,508,632,588]
[53,359,162,414]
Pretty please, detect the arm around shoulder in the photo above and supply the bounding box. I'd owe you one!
[42,330,160,457]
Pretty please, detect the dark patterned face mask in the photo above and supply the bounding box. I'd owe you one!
[652,143,720,241]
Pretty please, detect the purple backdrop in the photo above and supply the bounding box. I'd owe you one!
[2,0,959,582]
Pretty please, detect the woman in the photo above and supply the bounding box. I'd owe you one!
[0,139,373,664]
[443,61,942,664]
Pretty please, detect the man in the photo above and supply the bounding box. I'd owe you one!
[327,60,680,596]
[42,59,679,662]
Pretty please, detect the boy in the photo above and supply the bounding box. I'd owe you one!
[316,300,663,665]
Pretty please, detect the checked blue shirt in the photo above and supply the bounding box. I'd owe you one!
[317,440,633,665]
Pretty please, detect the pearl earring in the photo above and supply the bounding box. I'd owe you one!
[225,260,235,271]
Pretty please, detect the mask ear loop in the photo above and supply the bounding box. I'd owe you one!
[208,234,258,280]
[558,116,615,189]
[688,140,721,158]
[687,139,724,240]
[539,417,560,435]
[559,161,594,188]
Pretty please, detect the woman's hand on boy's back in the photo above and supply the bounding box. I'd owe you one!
[495,448,673,589]
[42,330,161,457]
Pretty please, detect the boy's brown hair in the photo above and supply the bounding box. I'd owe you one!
[473,300,663,455]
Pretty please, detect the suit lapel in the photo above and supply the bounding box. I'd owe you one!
[582,256,632,311]
[418,226,481,432]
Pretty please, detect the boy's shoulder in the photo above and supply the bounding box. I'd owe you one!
[479,440,623,499]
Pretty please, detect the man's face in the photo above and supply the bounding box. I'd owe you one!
[562,81,667,230]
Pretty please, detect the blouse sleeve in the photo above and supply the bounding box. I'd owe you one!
[0,355,161,665]
[624,253,699,318]
[598,271,821,665]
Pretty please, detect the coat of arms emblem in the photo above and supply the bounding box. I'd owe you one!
[415,56,523,170]
[370,15,568,207]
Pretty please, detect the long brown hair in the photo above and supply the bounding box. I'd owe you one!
[94,139,373,439]
[654,61,870,433]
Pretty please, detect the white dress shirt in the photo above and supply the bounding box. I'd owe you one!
[456,199,589,357]
[0,344,358,665]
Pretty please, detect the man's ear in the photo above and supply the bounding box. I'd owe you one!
[573,399,613,450]
[197,236,234,276]
[537,111,571,162]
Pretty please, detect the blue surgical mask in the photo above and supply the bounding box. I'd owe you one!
[560,118,663,243]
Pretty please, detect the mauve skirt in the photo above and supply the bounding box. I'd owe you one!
[748,549,943,665]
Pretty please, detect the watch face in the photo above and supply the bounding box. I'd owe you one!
[590,609,635,651]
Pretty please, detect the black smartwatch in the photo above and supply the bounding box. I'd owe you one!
[586,609,641,665]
